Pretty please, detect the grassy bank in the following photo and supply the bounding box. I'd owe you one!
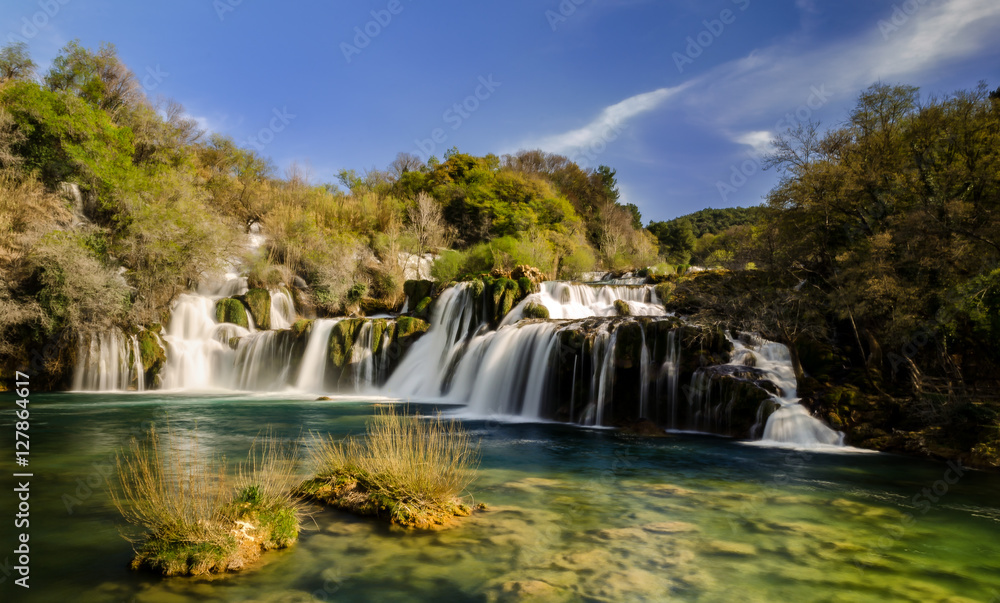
[300,407,482,529]
[111,427,302,576]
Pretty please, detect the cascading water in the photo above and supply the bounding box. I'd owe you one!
[502,281,666,325]
[295,319,340,392]
[159,292,248,390]
[73,329,146,392]
[730,337,845,448]
[383,283,482,398]
[270,288,296,330]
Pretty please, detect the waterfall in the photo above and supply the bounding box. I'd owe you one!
[448,322,560,417]
[270,288,296,330]
[383,283,482,398]
[232,330,297,391]
[351,322,378,393]
[296,319,340,393]
[160,293,247,390]
[502,281,666,324]
[73,329,146,392]
[730,337,844,448]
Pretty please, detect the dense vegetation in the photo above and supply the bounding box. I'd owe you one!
[648,207,760,265]
[0,41,655,387]
[666,82,1000,466]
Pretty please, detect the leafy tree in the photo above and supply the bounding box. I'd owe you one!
[0,42,36,82]
[45,41,143,118]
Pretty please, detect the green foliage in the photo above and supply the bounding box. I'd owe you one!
[28,230,131,336]
[346,283,368,305]
[1,79,138,211]
[614,299,631,317]
[0,42,36,82]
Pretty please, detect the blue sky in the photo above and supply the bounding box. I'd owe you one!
[3,0,999,222]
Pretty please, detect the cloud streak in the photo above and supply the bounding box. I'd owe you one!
[516,81,694,156]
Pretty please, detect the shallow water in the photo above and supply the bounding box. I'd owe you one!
[2,393,999,602]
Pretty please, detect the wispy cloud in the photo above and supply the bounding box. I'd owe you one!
[516,82,694,155]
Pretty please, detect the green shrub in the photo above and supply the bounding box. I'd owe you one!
[431,249,465,283]
[346,282,368,305]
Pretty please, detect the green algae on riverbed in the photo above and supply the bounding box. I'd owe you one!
[5,392,1000,602]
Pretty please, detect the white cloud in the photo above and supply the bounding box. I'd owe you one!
[734,130,773,155]
[516,82,694,155]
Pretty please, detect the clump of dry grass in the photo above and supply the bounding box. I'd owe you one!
[301,406,482,528]
[111,426,302,576]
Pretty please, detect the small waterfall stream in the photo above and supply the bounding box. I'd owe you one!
[73,329,146,392]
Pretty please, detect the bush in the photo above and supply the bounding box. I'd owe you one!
[346,282,368,305]
[28,230,131,337]
[301,406,481,528]
[111,426,301,576]
[431,249,465,283]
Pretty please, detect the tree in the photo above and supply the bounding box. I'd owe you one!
[45,41,143,118]
[389,152,424,178]
[650,219,696,264]
[0,42,36,82]
[407,192,447,255]
[200,134,275,233]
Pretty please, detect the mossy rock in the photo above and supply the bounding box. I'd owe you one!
[298,474,475,529]
[328,319,365,370]
[241,288,272,330]
[413,296,433,319]
[137,329,167,386]
[654,282,676,305]
[614,299,631,317]
[291,319,313,337]
[488,278,522,326]
[523,302,550,320]
[360,298,397,316]
[132,485,300,577]
[396,316,429,338]
[216,298,249,329]
[404,280,435,306]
